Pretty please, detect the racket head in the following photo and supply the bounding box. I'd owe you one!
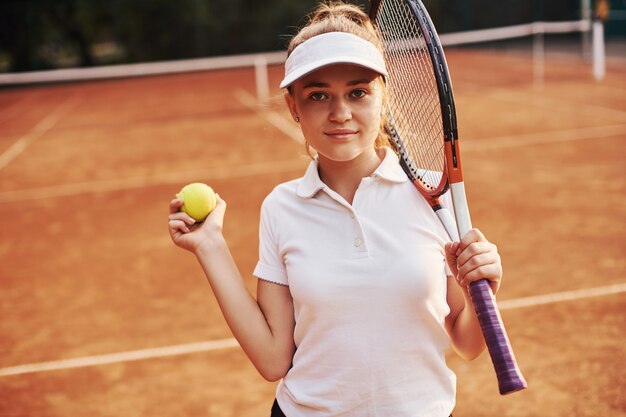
[370,0,528,396]
[370,0,460,197]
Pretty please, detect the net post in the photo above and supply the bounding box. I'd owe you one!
[581,0,592,58]
[592,20,606,80]
[532,23,545,89]
[254,55,270,106]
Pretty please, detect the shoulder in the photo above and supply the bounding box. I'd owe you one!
[262,178,302,206]
[260,177,307,218]
[258,178,307,242]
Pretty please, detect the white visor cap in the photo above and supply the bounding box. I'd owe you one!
[280,32,388,89]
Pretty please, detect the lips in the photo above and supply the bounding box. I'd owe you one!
[324,129,358,140]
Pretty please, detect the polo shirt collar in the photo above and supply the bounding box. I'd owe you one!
[296,147,408,198]
[373,147,409,183]
[296,160,326,198]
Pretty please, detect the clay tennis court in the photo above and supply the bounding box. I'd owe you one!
[0,45,625,416]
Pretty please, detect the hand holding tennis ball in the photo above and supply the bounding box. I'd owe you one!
[177,183,217,222]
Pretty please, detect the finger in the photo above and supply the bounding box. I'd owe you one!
[456,241,497,266]
[445,241,459,255]
[458,265,494,288]
[456,228,486,256]
[169,219,190,234]
[444,242,460,275]
[461,273,501,295]
[215,194,226,209]
[209,194,227,218]
[169,211,196,226]
[170,198,184,214]
[458,262,501,288]
[457,252,499,278]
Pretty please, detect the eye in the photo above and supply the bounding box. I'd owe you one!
[309,92,328,101]
[349,89,368,99]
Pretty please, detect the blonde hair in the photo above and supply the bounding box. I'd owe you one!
[287,1,391,156]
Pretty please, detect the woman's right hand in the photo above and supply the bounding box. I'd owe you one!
[168,194,226,254]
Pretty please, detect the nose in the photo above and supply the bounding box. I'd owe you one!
[329,97,352,123]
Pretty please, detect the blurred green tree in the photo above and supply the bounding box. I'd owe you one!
[0,0,588,73]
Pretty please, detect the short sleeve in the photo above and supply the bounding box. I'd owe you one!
[253,192,289,286]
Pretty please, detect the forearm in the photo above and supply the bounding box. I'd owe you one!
[450,293,487,361]
[194,235,290,379]
[444,230,503,360]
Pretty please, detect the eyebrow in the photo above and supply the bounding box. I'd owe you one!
[302,79,373,89]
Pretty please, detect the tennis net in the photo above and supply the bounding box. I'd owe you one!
[0,18,605,91]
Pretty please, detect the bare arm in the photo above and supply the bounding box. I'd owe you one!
[445,275,486,360]
[169,196,295,381]
[444,228,502,360]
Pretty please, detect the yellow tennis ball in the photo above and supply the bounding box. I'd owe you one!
[177,183,217,222]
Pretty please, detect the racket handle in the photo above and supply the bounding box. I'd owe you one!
[468,279,528,395]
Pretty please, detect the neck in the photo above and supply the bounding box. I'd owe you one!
[317,148,383,204]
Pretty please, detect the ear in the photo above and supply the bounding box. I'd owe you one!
[284,92,299,122]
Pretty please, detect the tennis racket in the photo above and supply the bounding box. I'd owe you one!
[369,0,527,395]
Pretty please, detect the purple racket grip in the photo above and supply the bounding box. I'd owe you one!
[468,279,527,395]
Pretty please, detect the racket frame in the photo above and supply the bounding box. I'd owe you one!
[370,0,527,395]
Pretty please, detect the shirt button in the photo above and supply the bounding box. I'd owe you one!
[350,212,355,219]
[354,238,362,247]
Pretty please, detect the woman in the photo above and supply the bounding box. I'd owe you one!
[168,3,502,416]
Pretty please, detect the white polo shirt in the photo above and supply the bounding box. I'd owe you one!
[254,147,456,417]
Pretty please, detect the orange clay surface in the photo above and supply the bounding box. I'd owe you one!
[0,50,624,416]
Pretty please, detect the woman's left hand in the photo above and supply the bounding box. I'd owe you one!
[445,228,502,295]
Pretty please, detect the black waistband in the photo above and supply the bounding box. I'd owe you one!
[270,399,286,417]
[271,399,452,417]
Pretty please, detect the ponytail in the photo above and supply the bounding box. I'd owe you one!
[288,2,382,54]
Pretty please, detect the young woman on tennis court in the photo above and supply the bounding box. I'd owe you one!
[168,3,503,416]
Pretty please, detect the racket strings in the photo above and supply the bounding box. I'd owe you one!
[374,0,445,192]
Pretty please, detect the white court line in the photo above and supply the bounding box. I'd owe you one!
[0,88,622,203]
[0,97,78,171]
[234,87,625,150]
[0,89,305,204]
[471,83,626,121]
[497,282,626,310]
[0,122,620,204]
[0,339,240,377]
[463,123,626,151]
[0,159,305,204]
[1,283,624,377]
[233,89,304,144]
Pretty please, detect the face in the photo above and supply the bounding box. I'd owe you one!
[285,64,384,164]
